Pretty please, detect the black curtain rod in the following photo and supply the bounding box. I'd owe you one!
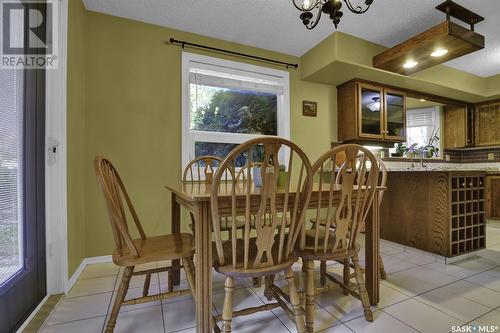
[167,38,299,69]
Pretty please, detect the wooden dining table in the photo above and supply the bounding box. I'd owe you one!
[166,181,384,333]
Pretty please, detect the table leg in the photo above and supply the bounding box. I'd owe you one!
[365,190,380,305]
[171,193,181,286]
[194,201,213,333]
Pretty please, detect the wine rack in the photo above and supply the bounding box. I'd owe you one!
[450,174,486,256]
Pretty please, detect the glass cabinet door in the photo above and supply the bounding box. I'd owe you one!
[384,90,406,140]
[358,84,383,139]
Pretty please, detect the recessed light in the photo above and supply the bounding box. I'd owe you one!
[420,99,426,102]
[431,49,449,57]
[403,61,418,69]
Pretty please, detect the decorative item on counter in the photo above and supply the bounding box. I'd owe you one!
[302,100,317,117]
[392,142,406,157]
[421,126,440,158]
[404,143,419,158]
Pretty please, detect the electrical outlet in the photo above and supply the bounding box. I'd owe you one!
[488,153,495,160]
[445,154,451,161]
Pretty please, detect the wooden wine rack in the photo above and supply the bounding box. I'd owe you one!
[450,173,486,256]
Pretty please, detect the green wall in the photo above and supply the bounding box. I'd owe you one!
[66,0,87,277]
[74,10,335,260]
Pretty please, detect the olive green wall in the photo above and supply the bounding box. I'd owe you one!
[66,0,87,277]
[81,11,335,258]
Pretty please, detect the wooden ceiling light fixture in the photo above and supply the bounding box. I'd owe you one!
[373,0,485,75]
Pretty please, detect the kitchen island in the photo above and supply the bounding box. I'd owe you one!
[380,170,487,257]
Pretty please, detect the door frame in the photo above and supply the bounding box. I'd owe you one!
[45,0,68,295]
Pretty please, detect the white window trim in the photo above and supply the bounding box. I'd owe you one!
[181,52,290,175]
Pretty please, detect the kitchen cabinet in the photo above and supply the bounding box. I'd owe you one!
[475,103,500,146]
[337,80,406,144]
[444,106,467,149]
[486,175,500,220]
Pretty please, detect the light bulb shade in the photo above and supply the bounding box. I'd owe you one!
[292,0,320,11]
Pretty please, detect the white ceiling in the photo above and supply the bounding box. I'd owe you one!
[83,0,500,77]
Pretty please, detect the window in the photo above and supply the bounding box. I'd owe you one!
[406,107,441,148]
[182,52,290,171]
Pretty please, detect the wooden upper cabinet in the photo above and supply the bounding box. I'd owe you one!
[338,80,406,143]
[444,106,467,149]
[475,103,500,146]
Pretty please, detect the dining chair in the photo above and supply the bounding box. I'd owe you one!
[317,156,388,284]
[94,156,196,333]
[183,155,245,236]
[210,137,313,333]
[296,144,379,332]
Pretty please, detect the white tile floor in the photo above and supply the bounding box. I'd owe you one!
[39,224,500,333]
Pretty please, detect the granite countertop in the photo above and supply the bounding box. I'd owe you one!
[384,162,500,172]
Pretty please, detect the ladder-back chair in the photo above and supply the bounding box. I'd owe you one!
[94,156,196,333]
[296,144,379,332]
[210,137,313,333]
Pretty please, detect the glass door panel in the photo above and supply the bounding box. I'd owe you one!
[358,84,383,139]
[385,90,406,140]
[0,69,24,286]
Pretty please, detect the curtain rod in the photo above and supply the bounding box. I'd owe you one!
[167,38,299,69]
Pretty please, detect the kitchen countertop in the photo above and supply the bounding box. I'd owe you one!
[384,161,500,172]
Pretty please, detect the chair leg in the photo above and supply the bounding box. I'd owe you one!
[142,273,151,297]
[222,276,234,333]
[342,259,350,295]
[106,266,133,333]
[320,261,327,287]
[352,254,373,322]
[304,260,315,333]
[168,270,174,292]
[379,254,387,280]
[252,277,263,288]
[263,275,275,301]
[182,256,196,301]
[285,268,305,333]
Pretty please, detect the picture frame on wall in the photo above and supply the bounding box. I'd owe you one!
[303,101,317,117]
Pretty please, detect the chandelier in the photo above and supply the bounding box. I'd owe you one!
[292,0,374,29]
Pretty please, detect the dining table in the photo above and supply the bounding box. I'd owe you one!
[166,181,384,333]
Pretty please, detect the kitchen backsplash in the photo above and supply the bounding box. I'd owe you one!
[444,147,500,163]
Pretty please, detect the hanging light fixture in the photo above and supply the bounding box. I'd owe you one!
[292,0,374,30]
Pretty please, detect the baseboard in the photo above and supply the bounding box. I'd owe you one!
[15,295,49,333]
[65,255,113,294]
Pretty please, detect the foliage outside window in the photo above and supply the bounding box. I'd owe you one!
[182,53,290,172]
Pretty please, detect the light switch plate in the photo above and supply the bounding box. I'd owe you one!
[488,153,495,160]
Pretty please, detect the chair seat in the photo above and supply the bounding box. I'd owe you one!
[296,229,360,261]
[113,233,195,266]
[213,237,297,278]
